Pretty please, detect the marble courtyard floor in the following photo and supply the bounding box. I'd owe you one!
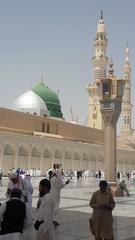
[0,177,135,240]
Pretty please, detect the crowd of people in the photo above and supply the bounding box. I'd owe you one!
[0,167,70,240]
[0,167,132,240]
[60,169,106,179]
[8,168,41,179]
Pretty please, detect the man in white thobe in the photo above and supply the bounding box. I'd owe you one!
[23,174,33,209]
[49,170,69,226]
[23,174,34,240]
[6,172,28,202]
[34,178,55,240]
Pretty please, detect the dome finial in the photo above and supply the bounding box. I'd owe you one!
[40,74,44,84]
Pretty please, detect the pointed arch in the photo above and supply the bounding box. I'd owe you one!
[18,146,27,156]
[43,148,51,158]
[64,150,72,160]
[31,146,40,157]
[54,149,62,159]
[91,153,96,161]
[83,153,88,161]
[4,144,13,155]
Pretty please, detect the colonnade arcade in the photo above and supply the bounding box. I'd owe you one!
[0,133,134,175]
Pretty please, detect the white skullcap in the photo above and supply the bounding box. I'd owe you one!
[8,172,17,179]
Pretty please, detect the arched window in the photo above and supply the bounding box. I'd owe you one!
[42,122,45,132]
[46,123,50,133]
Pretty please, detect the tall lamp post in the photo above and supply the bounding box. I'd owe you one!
[98,62,125,182]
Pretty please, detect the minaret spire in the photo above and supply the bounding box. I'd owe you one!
[93,12,108,82]
[87,12,109,129]
[121,44,134,135]
[101,10,103,19]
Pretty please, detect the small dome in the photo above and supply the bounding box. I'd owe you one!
[32,81,63,118]
[12,90,50,117]
[97,19,106,33]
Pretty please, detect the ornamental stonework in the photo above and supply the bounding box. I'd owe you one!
[102,111,114,124]
[102,111,120,125]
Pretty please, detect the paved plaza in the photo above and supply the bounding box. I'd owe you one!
[0,177,135,239]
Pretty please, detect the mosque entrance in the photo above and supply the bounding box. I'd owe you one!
[53,163,62,169]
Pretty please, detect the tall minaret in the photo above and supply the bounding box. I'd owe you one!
[87,11,108,129]
[121,45,134,135]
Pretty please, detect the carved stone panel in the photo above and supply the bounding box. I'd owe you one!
[101,110,120,125]
[102,111,115,125]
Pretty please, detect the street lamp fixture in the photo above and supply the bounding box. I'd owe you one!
[97,61,125,182]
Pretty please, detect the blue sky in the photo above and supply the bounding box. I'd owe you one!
[0,0,135,130]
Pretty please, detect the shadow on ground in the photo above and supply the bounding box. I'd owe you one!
[48,209,135,240]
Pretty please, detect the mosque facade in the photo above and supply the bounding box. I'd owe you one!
[0,14,135,175]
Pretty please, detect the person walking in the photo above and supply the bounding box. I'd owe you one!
[22,173,33,240]
[23,173,33,209]
[49,170,69,226]
[119,180,130,196]
[0,169,3,187]
[98,171,101,179]
[34,178,55,240]
[89,180,115,240]
[117,171,120,181]
[0,188,26,240]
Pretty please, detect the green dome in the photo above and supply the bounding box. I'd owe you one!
[32,81,63,118]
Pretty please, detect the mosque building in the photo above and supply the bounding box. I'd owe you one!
[0,13,135,175]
